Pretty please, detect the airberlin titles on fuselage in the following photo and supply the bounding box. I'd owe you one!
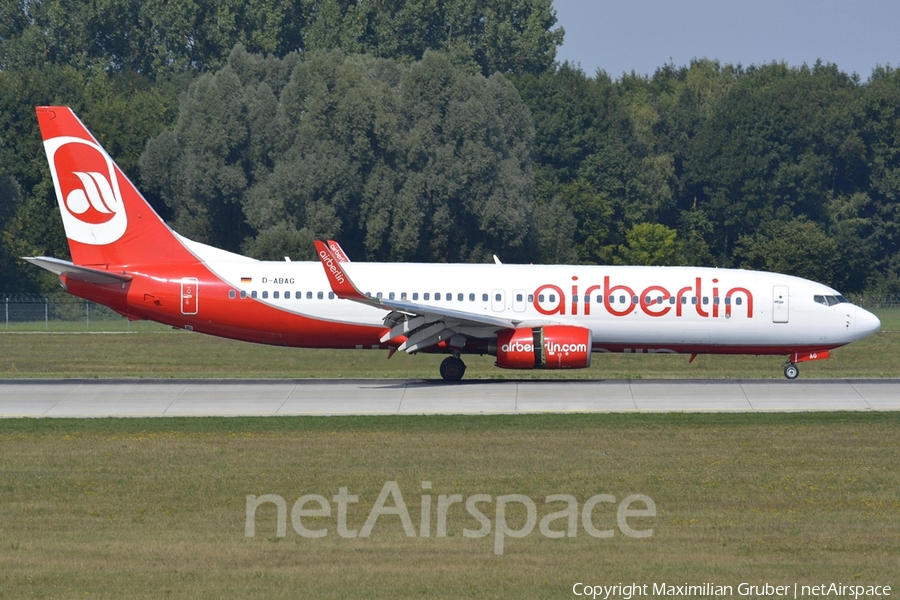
[534,275,753,319]
[246,270,753,321]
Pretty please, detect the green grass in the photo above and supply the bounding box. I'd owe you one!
[1,319,173,332]
[1,327,899,380]
[875,307,900,331]
[0,414,897,598]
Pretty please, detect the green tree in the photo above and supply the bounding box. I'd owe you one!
[733,218,839,284]
[616,222,683,266]
[556,179,613,264]
[141,48,536,263]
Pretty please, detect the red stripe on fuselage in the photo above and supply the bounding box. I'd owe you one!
[63,265,384,349]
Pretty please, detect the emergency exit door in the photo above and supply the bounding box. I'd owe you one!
[772,285,788,323]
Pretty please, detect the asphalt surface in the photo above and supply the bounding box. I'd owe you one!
[1,379,898,417]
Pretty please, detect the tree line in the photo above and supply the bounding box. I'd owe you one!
[1,0,898,297]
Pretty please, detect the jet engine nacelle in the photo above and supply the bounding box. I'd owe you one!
[493,325,593,369]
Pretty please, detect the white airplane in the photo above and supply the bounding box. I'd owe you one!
[25,106,881,381]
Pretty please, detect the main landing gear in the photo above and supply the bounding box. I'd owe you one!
[440,355,466,382]
[783,363,799,380]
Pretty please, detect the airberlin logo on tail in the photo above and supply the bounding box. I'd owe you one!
[44,136,127,245]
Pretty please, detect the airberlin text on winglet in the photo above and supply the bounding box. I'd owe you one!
[318,249,346,285]
[533,276,754,319]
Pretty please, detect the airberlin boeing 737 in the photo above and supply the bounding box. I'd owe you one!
[25,106,881,381]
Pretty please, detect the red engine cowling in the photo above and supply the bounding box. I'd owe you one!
[495,325,592,369]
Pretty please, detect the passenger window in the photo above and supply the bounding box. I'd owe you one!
[446,293,451,302]
[424,293,430,301]
[681,297,687,305]
[273,291,279,299]
[691,297,698,305]
[495,293,502,302]
[229,290,236,299]
[713,297,719,305]
[549,294,556,302]
[413,293,419,300]
[469,293,475,301]
[285,290,289,299]
[529,294,535,302]
[669,296,675,304]
[516,293,524,302]
[240,291,247,299]
[539,294,545,302]
[435,293,441,300]
[317,291,324,299]
[251,291,258,299]
[389,292,395,300]
[702,297,708,305]
[262,291,268,299]
[735,297,742,305]
[724,297,731,305]
[295,291,301,299]
[328,292,335,299]
[458,293,464,301]
[595,295,602,303]
[631,296,637,304]
[401,292,407,300]
[307,291,313,299]
[644,296,651,304]
[482,293,488,302]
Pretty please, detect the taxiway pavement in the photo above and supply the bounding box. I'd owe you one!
[1,379,898,417]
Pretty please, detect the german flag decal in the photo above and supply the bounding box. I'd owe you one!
[240,277,252,283]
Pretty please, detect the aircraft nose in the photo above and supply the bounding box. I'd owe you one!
[855,306,881,339]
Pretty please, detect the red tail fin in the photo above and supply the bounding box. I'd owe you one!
[36,106,186,268]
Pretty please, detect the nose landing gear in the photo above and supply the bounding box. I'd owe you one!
[783,363,799,380]
[782,350,830,379]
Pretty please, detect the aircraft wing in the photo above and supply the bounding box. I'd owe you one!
[314,241,522,352]
[22,256,132,285]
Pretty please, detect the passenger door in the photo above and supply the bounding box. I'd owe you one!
[772,285,788,323]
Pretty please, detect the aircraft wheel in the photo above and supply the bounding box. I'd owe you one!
[440,356,466,382]
[783,363,799,380]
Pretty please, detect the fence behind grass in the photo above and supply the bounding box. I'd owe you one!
[1,293,172,331]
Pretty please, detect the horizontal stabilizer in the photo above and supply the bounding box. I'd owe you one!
[22,256,132,285]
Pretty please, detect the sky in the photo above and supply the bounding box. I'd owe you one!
[552,0,899,80]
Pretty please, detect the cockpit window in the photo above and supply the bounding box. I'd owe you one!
[814,294,849,306]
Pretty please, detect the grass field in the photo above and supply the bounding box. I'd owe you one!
[1,307,899,379]
[0,414,897,598]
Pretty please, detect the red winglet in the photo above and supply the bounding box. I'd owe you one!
[327,239,351,263]
[314,240,370,303]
